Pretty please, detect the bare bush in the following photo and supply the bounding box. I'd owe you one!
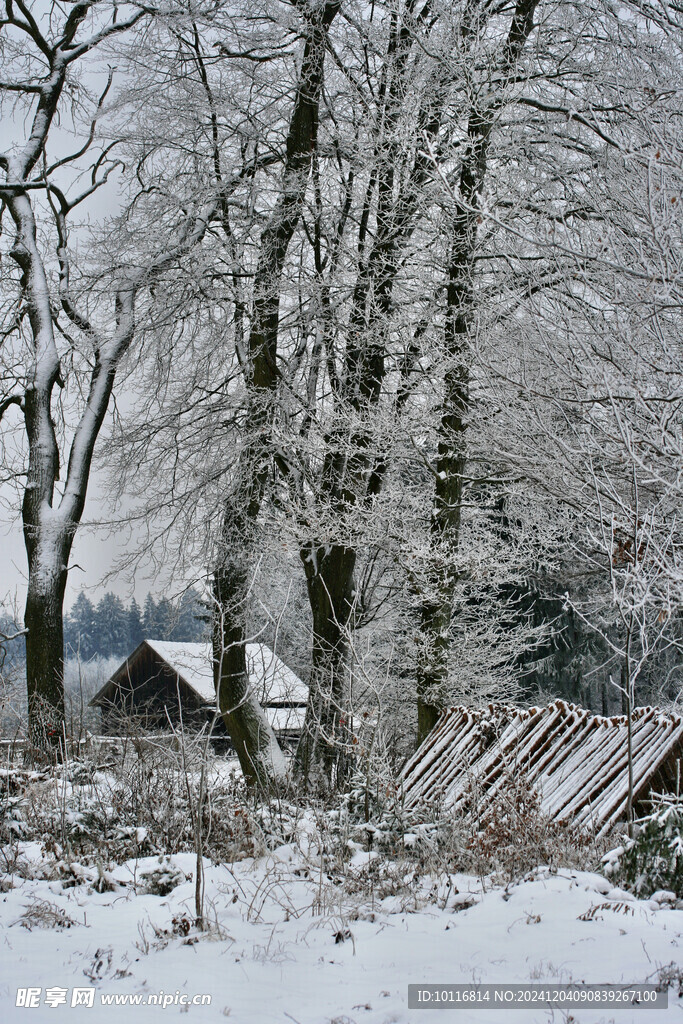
[17,896,81,931]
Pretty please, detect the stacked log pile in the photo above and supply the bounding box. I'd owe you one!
[400,701,683,834]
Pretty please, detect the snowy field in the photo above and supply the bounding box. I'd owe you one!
[2,841,682,1024]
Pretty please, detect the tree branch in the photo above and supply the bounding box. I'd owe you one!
[0,394,23,421]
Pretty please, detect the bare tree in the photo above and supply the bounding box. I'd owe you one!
[484,23,683,815]
[81,0,683,792]
[0,2,216,748]
[209,0,341,790]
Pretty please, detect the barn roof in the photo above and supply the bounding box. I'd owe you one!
[400,700,683,835]
[91,640,308,709]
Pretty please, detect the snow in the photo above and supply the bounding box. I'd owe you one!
[1,844,682,1023]
[268,705,307,733]
[143,640,308,706]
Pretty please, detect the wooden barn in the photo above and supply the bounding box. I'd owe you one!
[90,639,308,744]
[400,701,683,835]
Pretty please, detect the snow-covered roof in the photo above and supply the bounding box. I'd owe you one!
[94,640,307,708]
[144,640,308,706]
[400,700,683,835]
[268,706,306,733]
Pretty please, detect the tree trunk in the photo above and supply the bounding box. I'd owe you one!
[23,545,68,750]
[416,580,457,745]
[9,181,68,751]
[415,276,469,743]
[213,546,287,793]
[295,542,356,786]
[212,2,340,788]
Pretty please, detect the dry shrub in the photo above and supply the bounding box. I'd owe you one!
[462,771,598,881]
[339,766,611,886]
[18,896,81,931]
[1,742,259,874]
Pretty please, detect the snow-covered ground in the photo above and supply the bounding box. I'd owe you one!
[1,842,682,1024]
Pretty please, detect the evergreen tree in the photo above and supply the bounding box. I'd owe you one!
[65,594,98,660]
[127,597,144,649]
[175,589,205,642]
[142,593,158,638]
[142,593,176,639]
[95,593,129,658]
[155,597,175,639]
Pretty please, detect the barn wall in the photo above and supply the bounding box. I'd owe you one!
[96,644,306,752]
[99,646,208,734]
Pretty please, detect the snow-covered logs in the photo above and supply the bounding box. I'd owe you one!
[400,701,683,834]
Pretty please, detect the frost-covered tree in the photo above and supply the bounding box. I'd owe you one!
[94,592,128,658]
[87,0,683,788]
[484,11,683,816]
[409,0,683,740]
[98,0,342,789]
[127,597,144,650]
[0,2,218,747]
